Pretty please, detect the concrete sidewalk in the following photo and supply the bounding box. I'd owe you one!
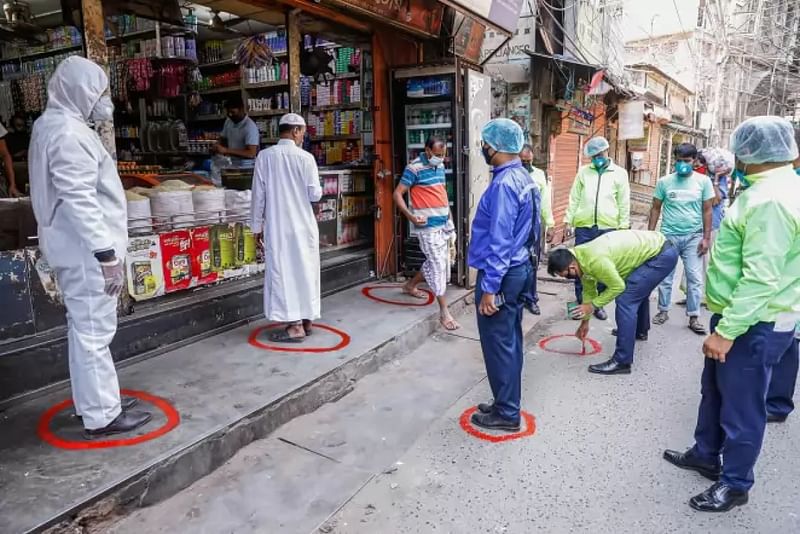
[0,281,472,534]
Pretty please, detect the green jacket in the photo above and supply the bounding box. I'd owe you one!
[706,164,800,340]
[574,230,666,313]
[564,160,631,230]
[531,167,555,228]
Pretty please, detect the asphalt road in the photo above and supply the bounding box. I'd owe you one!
[108,288,800,534]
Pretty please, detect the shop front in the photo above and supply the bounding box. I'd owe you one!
[0,0,520,404]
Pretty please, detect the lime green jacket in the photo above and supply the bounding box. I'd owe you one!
[530,167,555,228]
[706,164,800,340]
[564,160,631,230]
[574,230,666,312]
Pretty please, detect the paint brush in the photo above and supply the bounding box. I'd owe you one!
[581,339,586,355]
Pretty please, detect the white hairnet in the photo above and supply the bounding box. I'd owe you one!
[481,118,524,154]
[46,56,108,121]
[729,116,799,164]
[584,136,610,157]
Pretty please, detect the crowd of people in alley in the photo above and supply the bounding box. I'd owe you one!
[24,55,798,516]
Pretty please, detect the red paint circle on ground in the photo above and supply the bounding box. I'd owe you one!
[248,323,351,353]
[37,389,180,450]
[459,406,536,443]
[361,285,434,307]
[538,334,602,356]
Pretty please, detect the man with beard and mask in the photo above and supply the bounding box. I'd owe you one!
[468,118,535,432]
[664,116,800,512]
[251,113,322,342]
[564,136,630,321]
[547,230,678,375]
[28,56,151,437]
[649,143,714,335]
[393,136,459,330]
[519,144,553,316]
[215,96,259,164]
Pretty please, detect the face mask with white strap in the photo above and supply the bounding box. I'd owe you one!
[89,95,114,122]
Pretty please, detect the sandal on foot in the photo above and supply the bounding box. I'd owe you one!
[689,319,707,335]
[440,316,460,331]
[402,287,427,299]
[268,328,306,343]
[652,311,669,325]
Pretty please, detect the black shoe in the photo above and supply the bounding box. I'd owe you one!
[470,411,520,432]
[767,413,788,423]
[588,358,631,375]
[84,410,152,438]
[74,396,139,419]
[525,302,541,315]
[610,328,648,341]
[689,317,707,335]
[662,449,721,481]
[477,401,494,414]
[689,482,748,512]
[593,308,608,320]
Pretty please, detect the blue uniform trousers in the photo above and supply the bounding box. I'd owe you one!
[574,226,613,303]
[766,337,799,418]
[613,244,678,365]
[690,315,796,491]
[522,242,540,305]
[475,262,533,422]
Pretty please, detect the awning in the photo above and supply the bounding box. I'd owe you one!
[439,0,525,35]
[666,121,707,137]
[484,62,529,84]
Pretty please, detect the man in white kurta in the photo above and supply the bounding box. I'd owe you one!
[250,113,323,342]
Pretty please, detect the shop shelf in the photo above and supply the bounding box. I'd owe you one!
[341,191,369,196]
[198,58,235,68]
[199,86,241,95]
[190,114,227,122]
[331,72,360,79]
[243,80,289,90]
[407,142,452,149]
[248,109,289,117]
[305,103,362,112]
[0,43,82,63]
[406,123,452,130]
[309,134,361,141]
[320,238,371,253]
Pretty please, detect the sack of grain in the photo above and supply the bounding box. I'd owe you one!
[192,187,226,225]
[224,189,251,223]
[150,189,194,230]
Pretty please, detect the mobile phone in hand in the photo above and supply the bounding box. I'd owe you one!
[494,292,505,308]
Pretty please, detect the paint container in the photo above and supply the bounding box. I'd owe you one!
[566,301,579,319]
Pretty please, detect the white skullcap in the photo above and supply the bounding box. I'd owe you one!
[279,113,306,127]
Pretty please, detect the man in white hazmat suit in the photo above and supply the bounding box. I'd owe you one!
[28,56,151,436]
[251,113,322,342]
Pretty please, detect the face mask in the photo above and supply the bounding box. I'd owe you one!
[522,162,533,172]
[482,145,494,166]
[675,161,693,177]
[428,155,444,167]
[732,168,751,189]
[592,156,607,170]
[795,167,800,176]
[89,95,114,122]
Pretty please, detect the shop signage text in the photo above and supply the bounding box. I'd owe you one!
[334,0,444,36]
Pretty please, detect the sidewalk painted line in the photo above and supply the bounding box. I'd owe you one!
[361,285,435,307]
[249,323,351,353]
[538,334,602,356]
[458,406,536,443]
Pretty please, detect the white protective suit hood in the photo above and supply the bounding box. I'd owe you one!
[46,55,108,121]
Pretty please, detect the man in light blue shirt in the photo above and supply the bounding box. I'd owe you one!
[467,118,536,433]
[215,97,259,166]
[648,142,714,335]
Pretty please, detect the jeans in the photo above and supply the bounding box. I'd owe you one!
[574,226,613,303]
[691,315,796,491]
[475,262,533,421]
[657,232,704,317]
[766,337,799,418]
[613,244,678,365]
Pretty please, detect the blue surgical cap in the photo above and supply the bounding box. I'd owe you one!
[481,118,524,154]
[730,116,799,164]
[584,136,610,157]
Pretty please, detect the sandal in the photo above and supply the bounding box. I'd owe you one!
[440,315,460,331]
[267,327,306,343]
[402,286,427,299]
[688,318,707,335]
[302,320,313,337]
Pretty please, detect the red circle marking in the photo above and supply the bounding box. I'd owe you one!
[361,285,434,307]
[248,323,351,353]
[538,334,602,356]
[37,389,180,450]
[459,406,536,443]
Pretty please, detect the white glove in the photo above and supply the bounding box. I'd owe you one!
[100,258,125,297]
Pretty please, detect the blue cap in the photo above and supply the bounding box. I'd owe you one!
[730,116,799,164]
[584,136,610,157]
[481,118,524,154]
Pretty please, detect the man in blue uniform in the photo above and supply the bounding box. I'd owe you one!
[468,118,536,432]
[663,116,800,512]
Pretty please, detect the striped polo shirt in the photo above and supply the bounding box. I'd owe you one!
[400,153,449,230]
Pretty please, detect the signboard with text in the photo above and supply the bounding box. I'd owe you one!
[333,0,444,37]
[445,0,524,33]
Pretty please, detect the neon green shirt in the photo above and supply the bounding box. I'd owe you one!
[564,160,631,230]
[706,165,800,340]
[574,230,666,312]
[531,167,555,228]
[654,172,714,235]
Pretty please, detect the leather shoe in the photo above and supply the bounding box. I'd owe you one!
[610,328,648,341]
[477,401,494,414]
[767,413,788,423]
[588,358,631,375]
[593,308,608,320]
[663,449,721,481]
[84,409,152,438]
[525,302,541,315]
[74,396,138,419]
[689,482,748,512]
[470,411,520,432]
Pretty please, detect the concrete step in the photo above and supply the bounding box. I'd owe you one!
[0,282,469,534]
